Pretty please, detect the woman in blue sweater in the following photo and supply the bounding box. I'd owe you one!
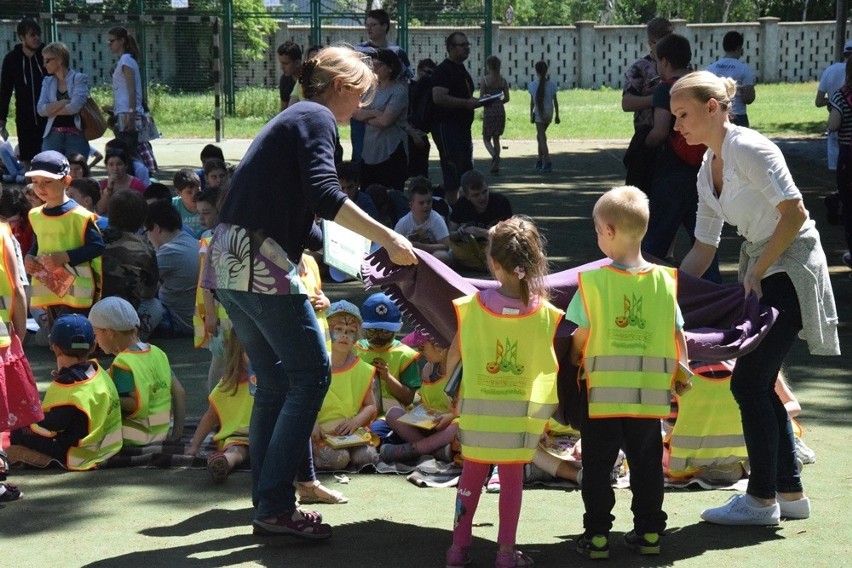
[203,46,416,540]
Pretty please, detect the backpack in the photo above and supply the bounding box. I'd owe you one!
[664,78,707,167]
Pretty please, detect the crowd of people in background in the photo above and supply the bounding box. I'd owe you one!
[0,11,843,567]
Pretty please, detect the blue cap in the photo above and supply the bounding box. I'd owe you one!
[25,150,70,180]
[50,314,94,351]
[360,292,402,332]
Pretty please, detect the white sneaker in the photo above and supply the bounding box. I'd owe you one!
[700,494,780,526]
[777,494,810,519]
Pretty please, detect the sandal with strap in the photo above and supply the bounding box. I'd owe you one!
[252,508,332,540]
[297,480,349,504]
[495,549,534,568]
[207,452,230,484]
[0,483,23,503]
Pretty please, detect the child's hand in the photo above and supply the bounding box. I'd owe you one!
[204,317,219,337]
[435,413,455,431]
[311,423,323,443]
[333,419,357,436]
[24,255,40,275]
[372,358,389,380]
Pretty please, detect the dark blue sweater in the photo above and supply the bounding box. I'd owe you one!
[219,101,348,262]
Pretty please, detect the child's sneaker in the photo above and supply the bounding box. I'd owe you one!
[576,534,609,560]
[445,545,471,568]
[623,530,661,555]
[700,494,780,526]
[495,549,534,567]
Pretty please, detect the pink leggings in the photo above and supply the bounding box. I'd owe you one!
[452,461,523,549]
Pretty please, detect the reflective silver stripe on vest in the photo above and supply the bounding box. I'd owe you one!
[589,387,672,407]
[671,434,745,450]
[585,355,677,374]
[459,399,556,421]
[459,430,540,451]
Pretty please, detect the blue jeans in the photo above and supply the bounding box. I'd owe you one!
[42,128,89,158]
[731,273,803,499]
[643,167,722,283]
[216,290,330,519]
[432,121,473,196]
[350,118,366,165]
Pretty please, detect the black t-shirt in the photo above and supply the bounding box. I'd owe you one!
[449,191,512,229]
[279,74,296,103]
[431,58,474,127]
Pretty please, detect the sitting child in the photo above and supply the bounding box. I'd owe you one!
[393,176,452,265]
[381,330,458,463]
[88,296,186,446]
[355,292,420,442]
[311,300,379,471]
[6,315,123,470]
[186,333,252,483]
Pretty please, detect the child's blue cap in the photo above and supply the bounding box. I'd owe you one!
[50,314,94,351]
[360,292,402,332]
[326,300,362,323]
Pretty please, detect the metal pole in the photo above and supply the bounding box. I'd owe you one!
[483,0,492,62]
[224,0,236,116]
[398,0,408,53]
[213,17,223,141]
[311,0,321,47]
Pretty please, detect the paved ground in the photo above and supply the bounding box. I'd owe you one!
[3,134,850,567]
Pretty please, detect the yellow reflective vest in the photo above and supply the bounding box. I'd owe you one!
[193,235,231,348]
[0,223,16,347]
[578,265,679,419]
[665,361,748,478]
[111,344,173,446]
[36,362,123,470]
[455,293,562,464]
[355,339,419,413]
[209,376,253,450]
[317,357,376,430]
[28,204,102,309]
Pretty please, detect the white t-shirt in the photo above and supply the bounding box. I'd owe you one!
[695,126,802,256]
[112,53,144,114]
[706,57,755,117]
[527,79,558,123]
[394,210,449,243]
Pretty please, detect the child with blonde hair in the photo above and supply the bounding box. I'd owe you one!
[445,215,562,568]
[186,333,252,483]
[312,300,379,471]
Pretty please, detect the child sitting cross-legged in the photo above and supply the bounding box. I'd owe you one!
[6,315,123,470]
[311,300,379,471]
[185,333,252,484]
[89,296,186,446]
[380,330,458,463]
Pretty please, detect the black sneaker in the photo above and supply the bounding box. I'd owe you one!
[576,534,609,560]
[623,530,661,555]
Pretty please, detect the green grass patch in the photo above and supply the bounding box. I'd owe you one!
[3,82,828,140]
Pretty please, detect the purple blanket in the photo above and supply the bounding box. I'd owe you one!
[362,249,776,426]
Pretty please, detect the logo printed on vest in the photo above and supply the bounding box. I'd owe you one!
[615,293,646,329]
[485,338,525,375]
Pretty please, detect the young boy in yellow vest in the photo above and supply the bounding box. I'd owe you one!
[22,151,104,327]
[89,296,186,446]
[567,186,691,559]
[312,300,379,472]
[6,314,123,470]
[355,292,419,442]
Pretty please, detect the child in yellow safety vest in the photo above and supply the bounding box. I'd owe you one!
[567,186,691,559]
[444,216,562,568]
[22,151,104,328]
[89,296,186,447]
[380,330,459,464]
[186,332,252,483]
[6,315,122,471]
[311,300,379,473]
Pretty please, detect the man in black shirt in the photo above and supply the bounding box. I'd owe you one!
[432,32,483,205]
